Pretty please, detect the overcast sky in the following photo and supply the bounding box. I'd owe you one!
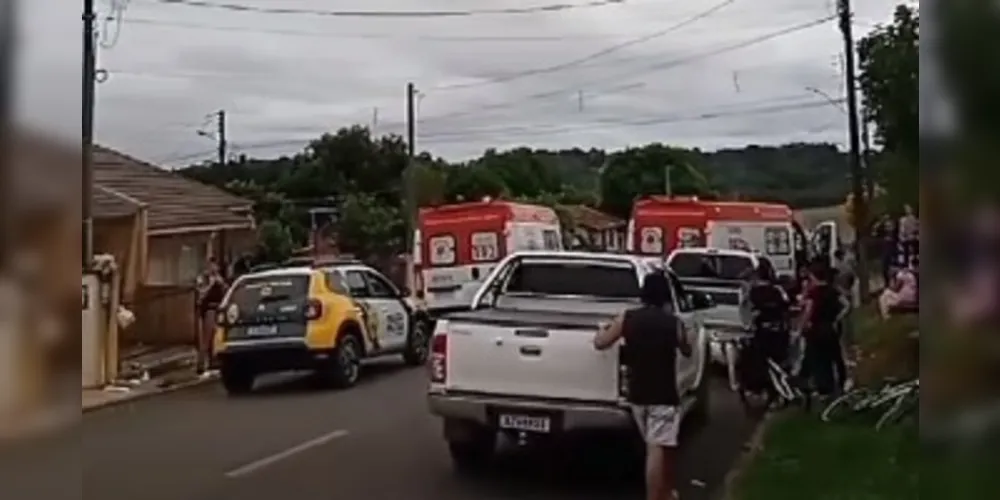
[19,0,906,166]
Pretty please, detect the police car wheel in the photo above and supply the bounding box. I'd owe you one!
[403,318,432,366]
[328,334,362,388]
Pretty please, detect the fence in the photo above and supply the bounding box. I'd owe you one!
[125,285,198,347]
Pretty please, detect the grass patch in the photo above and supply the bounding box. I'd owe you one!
[732,415,919,500]
[730,305,924,500]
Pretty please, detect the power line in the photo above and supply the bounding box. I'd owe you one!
[426,0,738,91]
[419,99,846,142]
[419,94,844,138]
[146,0,629,17]
[123,17,659,41]
[405,15,837,127]
[159,96,843,163]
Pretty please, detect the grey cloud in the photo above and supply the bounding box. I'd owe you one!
[19,0,904,164]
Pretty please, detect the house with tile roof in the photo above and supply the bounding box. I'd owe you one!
[92,145,256,288]
[560,204,627,252]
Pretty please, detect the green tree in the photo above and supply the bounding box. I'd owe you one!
[257,219,294,263]
[857,4,919,208]
[337,192,404,258]
[598,143,712,218]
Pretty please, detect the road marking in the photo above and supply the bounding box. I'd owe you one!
[224,429,349,478]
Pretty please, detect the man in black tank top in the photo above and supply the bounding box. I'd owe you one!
[593,272,691,500]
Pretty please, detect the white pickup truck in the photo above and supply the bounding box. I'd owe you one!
[426,251,714,470]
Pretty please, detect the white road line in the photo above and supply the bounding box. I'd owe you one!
[224,429,349,478]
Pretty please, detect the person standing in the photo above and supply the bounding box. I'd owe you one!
[196,259,227,376]
[798,262,850,396]
[593,272,691,500]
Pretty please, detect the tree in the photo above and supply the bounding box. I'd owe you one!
[337,192,404,258]
[257,219,294,263]
[857,4,919,209]
[598,143,712,218]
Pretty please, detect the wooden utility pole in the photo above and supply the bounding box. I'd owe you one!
[838,0,870,300]
[404,83,418,292]
[83,0,97,267]
[861,116,875,201]
[216,110,227,165]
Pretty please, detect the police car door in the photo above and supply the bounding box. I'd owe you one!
[360,270,410,352]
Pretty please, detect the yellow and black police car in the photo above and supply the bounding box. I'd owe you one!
[212,259,433,395]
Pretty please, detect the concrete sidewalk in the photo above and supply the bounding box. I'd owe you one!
[83,346,218,412]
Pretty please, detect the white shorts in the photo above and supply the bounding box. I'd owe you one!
[631,404,680,447]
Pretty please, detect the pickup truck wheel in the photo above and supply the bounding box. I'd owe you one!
[220,366,255,396]
[402,318,432,366]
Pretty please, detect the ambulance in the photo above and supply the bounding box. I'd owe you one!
[414,199,563,314]
[628,197,812,278]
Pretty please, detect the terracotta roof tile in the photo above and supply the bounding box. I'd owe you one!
[93,145,253,231]
[561,205,625,231]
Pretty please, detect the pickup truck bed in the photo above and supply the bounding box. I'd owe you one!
[438,307,623,404]
[443,308,616,329]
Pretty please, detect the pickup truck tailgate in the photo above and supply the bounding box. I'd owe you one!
[442,309,621,403]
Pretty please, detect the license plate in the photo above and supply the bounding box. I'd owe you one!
[247,325,278,336]
[498,414,551,433]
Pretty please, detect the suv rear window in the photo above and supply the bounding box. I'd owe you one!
[668,253,754,281]
[505,262,641,299]
[227,275,311,308]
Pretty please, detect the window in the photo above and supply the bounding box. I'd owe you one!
[429,235,456,266]
[363,271,398,299]
[344,271,370,297]
[542,229,562,250]
[677,227,702,248]
[505,261,640,299]
[324,271,349,294]
[668,253,755,281]
[639,227,663,254]
[470,231,499,262]
[764,227,791,255]
[226,275,310,309]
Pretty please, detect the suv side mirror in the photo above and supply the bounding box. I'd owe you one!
[689,290,714,310]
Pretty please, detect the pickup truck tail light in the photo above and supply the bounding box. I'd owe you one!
[305,299,323,321]
[617,343,629,399]
[429,332,448,383]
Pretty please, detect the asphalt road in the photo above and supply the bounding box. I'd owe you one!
[2,360,758,500]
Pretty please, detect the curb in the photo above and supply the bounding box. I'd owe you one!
[82,373,219,413]
[720,412,776,500]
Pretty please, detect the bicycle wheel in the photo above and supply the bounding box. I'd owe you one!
[738,385,772,417]
[875,389,919,431]
[821,387,877,422]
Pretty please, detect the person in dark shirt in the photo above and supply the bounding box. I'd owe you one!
[593,272,691,500]
[798,261,850,396]
[745,260,792,362]
[196,259,228,375]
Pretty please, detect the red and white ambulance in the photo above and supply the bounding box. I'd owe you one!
[414,199,562,313]
[628,197,810,278]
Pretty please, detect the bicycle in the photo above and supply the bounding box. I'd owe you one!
[720,334,809,417]
[820,377,919,430]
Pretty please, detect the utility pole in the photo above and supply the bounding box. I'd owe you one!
[404,83,418,292]
[83,0,97,268]
[664,165,673,197]
[216,110,227,165]
[861,116,874,201]
[838,0,869,301]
